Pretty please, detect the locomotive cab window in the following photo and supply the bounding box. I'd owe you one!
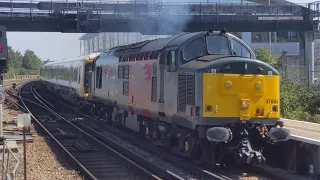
[167,51,176,72]
[230,39,251,58]
[183,37,206,61]
[206,35,230,55]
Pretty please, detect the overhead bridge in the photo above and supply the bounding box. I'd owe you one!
[0,0,319,33]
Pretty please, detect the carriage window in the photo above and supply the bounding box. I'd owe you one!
[85,63,92,73]
[118,66,124,79]
[123,81,129,96]
[144,52,150,60]
[141,53,145,60]
[230,39,251,58]
[150,51,156,59]
[206,35,230,55]
[123,65,129,79]
[96,67,102,89]
[78,67,81,84]
[129,54,136,61]
[183,38,206,61]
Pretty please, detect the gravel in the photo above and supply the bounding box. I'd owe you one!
[89,125,200,180]
[97,126,271,180]
[1,105,84,180]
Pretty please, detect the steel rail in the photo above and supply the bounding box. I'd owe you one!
[20,81,183,180]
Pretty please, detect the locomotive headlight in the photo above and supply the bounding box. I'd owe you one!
[270,105,278,112]
[225,81,232,88]
[255,82,262,89]
[242,100,249,108]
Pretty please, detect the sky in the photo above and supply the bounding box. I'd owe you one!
[6,0,313,61]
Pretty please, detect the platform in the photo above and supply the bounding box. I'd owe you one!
[281,118,320,145]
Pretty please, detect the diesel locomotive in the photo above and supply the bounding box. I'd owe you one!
[40,29,290,167]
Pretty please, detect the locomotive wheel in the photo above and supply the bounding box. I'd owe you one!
[90,105,95,115]
[190,142,204,166]
[99,108,104,119]
[151,128,160,146]
[184,134,204,165]
[105,111,112,124]
[145,127,150,139]
[79,103,83,111]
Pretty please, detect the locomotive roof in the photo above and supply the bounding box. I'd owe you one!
[42,53,100,67]
[111,31,224,55]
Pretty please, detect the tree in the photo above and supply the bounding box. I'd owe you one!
[8,46,23,70]
[254,48,278,67]
[4,47,43,78]
[22,49,42,74]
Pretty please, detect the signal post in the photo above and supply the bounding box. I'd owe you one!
[0,25,8,138]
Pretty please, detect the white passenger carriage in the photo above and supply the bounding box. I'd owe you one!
[40,53,100,107]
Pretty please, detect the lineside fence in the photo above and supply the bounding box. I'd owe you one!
[0,139,20,180]
[3,75,39,82]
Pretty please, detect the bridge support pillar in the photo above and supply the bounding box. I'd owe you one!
[299,31,315,85]
[241,32,252,46]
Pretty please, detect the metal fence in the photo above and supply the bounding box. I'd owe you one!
[3,75,39,81]
[0,140,20,180]
[0,0,313,21]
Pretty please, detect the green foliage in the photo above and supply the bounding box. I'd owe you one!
[4,46,42,79]
[254,48,278,67]
[254,48,320,123]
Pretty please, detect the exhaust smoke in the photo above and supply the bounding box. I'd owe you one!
[125,0,197,35]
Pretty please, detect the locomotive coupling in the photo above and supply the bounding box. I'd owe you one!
[206,127,232,143]
[267,127,291,142]
[238,140,265,165]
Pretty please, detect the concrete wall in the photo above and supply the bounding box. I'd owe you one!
[251,42,300,55]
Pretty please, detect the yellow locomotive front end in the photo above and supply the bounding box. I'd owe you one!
[203,68,280,121]
[198,57,290,165]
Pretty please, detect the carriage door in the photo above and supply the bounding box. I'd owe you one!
[84,63,93,95]
[88,62,94,94]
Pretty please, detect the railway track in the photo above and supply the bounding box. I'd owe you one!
[4,80,31,111]
[32,81,274,180]
[17,81,195,180]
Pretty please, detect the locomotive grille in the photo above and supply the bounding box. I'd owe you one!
[151,77,157,102]
[178,73,195,112]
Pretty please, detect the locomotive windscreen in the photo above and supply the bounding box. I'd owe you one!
[182,35,231,61]
[206,36,230,55]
